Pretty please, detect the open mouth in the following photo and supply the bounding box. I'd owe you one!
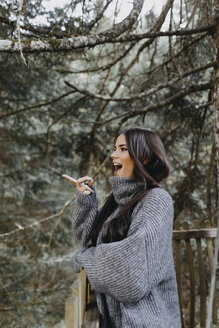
[114,164,123,175]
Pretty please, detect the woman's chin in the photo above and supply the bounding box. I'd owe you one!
[114,171,134,178]
[114,169,124,177]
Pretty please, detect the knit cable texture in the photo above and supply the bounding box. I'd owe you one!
[72,177,182,328]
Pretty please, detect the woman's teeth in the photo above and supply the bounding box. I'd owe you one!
[114,164,123,175]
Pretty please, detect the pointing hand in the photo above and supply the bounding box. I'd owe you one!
[62,174,94,195]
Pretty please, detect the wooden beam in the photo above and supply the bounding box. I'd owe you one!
[172,228,217,239]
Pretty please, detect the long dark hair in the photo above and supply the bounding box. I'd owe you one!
[87,127,171,246]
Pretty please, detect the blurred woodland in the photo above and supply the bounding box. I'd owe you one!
[0,0,218,327]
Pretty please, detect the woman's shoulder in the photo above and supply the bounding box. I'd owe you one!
[129,187,174,236]
[147,186,172,201]
[136,187,173,212]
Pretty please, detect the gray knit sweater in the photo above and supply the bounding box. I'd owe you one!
[72,176,182,328]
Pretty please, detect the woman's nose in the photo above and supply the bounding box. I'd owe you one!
[111,150,117,158]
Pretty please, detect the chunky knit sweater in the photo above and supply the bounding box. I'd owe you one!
[72,177,182,328]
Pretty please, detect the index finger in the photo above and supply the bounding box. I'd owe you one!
[62,174,78,185]
[77,176,93,186]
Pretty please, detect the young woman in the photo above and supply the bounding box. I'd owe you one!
[63,127,181,328]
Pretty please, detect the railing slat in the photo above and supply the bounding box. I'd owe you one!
[183,222,195,328]
[194,220,207,327]
[173,219,185,328]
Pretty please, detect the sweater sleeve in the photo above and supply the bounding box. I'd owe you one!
[72,184,99,248]
[73,188,174,303]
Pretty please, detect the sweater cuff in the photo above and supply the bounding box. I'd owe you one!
[79,247,103,293]
[75,185,97,207]
[73,248,86,273]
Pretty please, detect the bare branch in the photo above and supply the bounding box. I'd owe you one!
[16,0,26,65]
[0,90,75,120]
[73,88,213,128]
[113,24,215,43]
[89,0,175,135]
[0,147,112,239]
[146,33,208,78]
[59,42,137,74]
[0,197,74,238]
[0,20,213,42]
[85,0,114,30]
[43,96,86,160]
[0,0,144,53]
[112,81,213,130]
[0,1,113,37]
[64,61,215,102]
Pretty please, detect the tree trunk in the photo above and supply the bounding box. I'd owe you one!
[212,0,219,189]
[206,1,219,327]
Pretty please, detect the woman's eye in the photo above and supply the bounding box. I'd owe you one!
[113,147,127,151]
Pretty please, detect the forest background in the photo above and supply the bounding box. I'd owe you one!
[0,0,218,327]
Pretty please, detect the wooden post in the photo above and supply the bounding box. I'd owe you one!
[205,220,218,324]
[65,295,79,328]
[72,279,81,328]
[194,220,207,327]
[80,268,87,325]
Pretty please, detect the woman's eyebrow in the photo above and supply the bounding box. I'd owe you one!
[114,144,127,147]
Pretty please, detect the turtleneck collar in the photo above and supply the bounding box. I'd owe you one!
[109,176,144,206]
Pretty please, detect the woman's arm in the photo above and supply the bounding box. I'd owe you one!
[72,185,99,248]
[62,174,99,247]
[73,188,174,302]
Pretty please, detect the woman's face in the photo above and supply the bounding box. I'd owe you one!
[111,134,134,178]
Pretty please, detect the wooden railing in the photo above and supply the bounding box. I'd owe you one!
[61,220,218,328]
[173,219,218,328]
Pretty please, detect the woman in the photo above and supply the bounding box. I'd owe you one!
[63,127,182,328]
